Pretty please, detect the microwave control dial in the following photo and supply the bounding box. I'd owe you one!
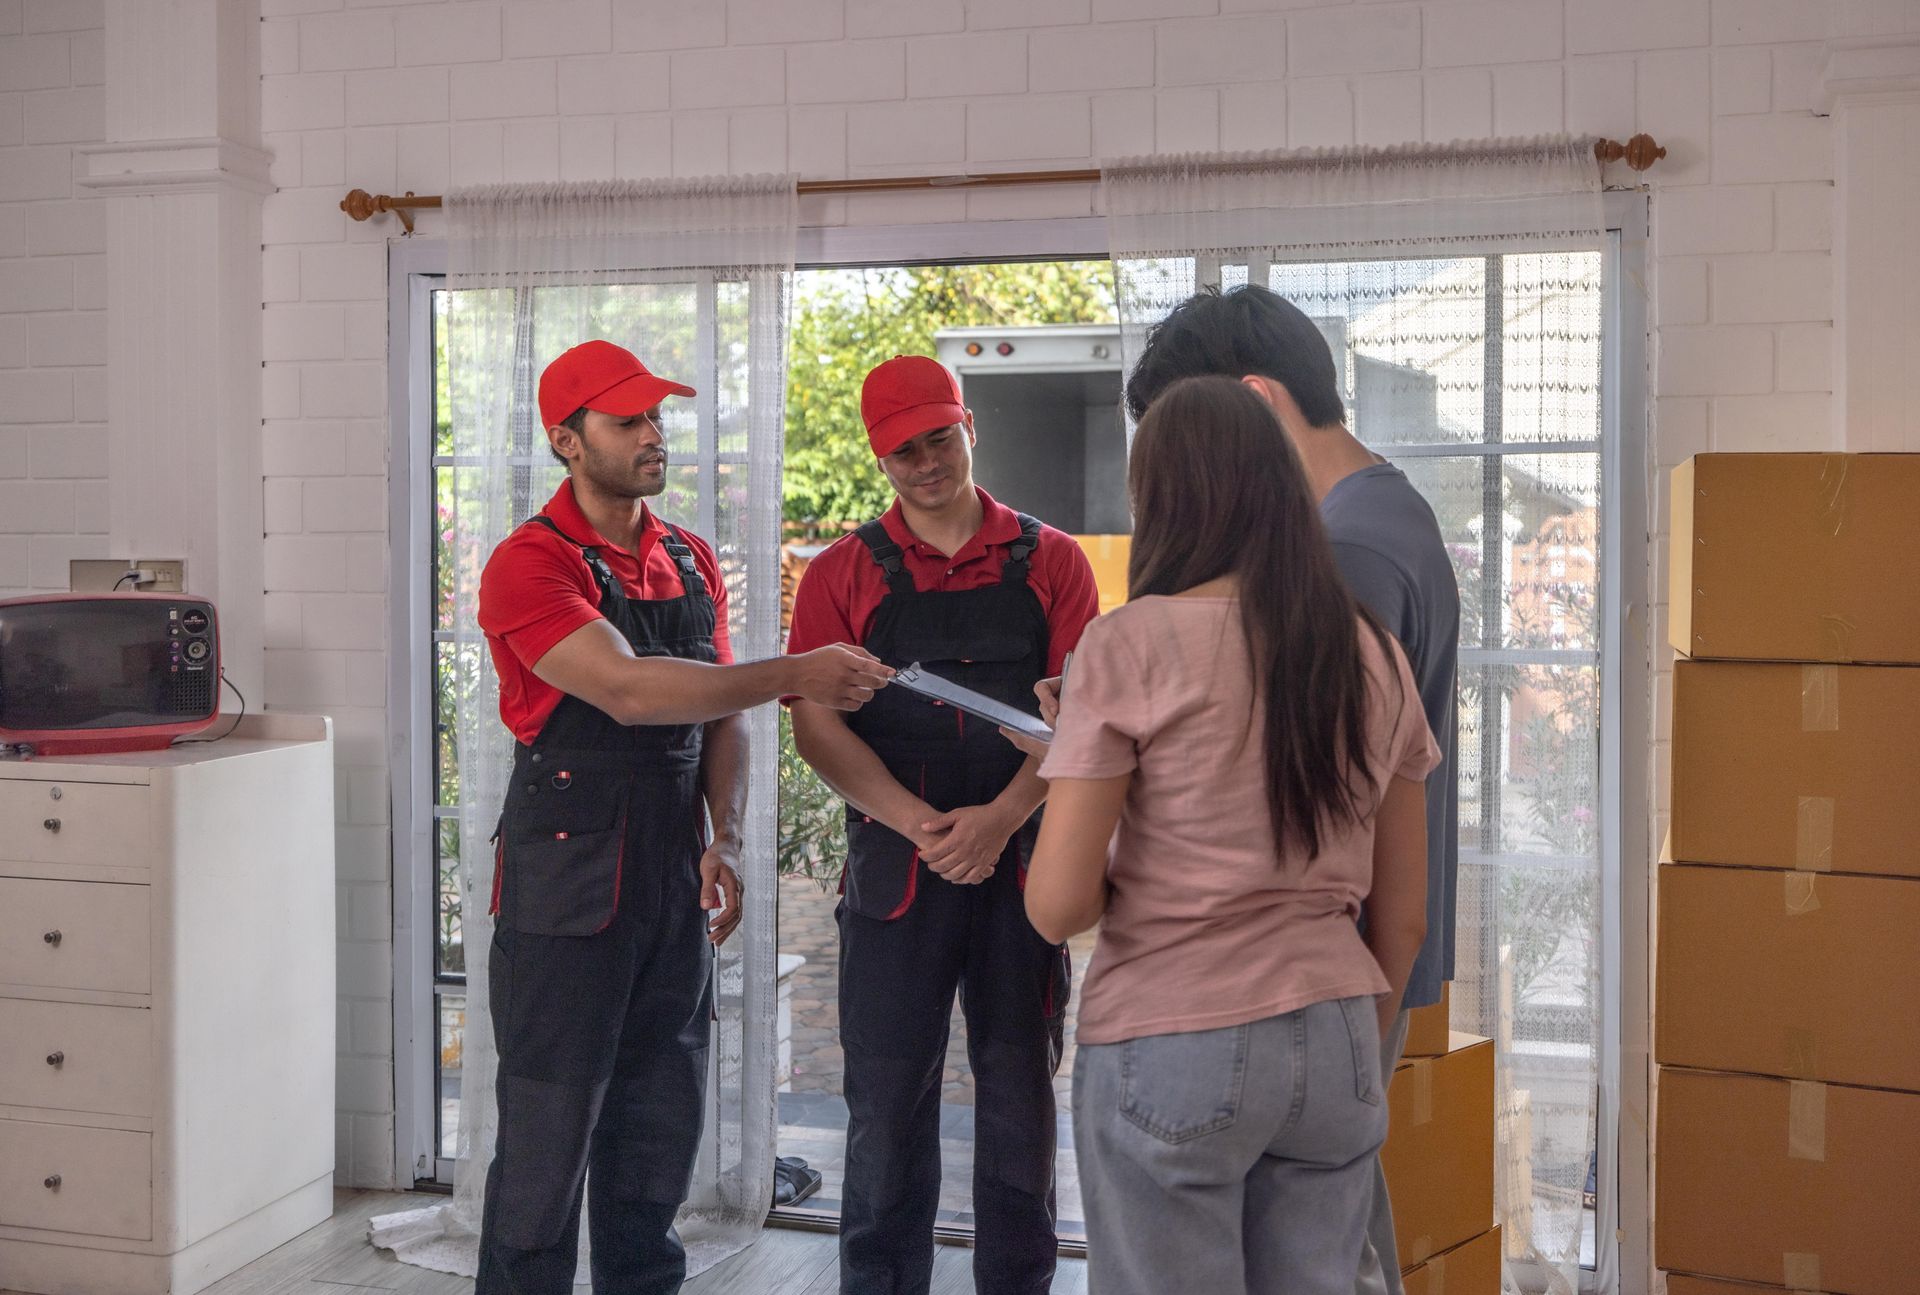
[184,639,211,664]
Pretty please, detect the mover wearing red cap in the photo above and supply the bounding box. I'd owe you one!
[786,355,1100,1294]
[473,340,890,1295]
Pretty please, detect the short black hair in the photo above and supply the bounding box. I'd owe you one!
[1124,285,1346,428]
[551,406,587,465]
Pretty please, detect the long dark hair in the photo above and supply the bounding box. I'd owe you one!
[1127,375,1393,860]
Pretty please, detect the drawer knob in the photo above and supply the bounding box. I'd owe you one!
[43,930,62,947]
[43,817,61,832]
[47,1051,64,1067]
[44,1175,61,1190]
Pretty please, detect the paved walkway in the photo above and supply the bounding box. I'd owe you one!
[778,872,1098,1108]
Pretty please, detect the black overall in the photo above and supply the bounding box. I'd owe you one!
[477,515,717,1295]
[837,515,1070,1295]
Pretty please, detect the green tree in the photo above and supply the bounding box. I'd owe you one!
[783,261,1117,532]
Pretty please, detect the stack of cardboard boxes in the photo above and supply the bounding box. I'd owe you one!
[1658,454,1920,1295]
[1386,985,1503,1292]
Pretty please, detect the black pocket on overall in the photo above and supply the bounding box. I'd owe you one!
[842,810,922,921]
[499,779,629,937]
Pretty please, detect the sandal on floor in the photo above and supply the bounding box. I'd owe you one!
[772,1156,823,1207]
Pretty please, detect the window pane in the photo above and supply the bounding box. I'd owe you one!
[435,640,486,808]
[438,987,465,1158]
[715,278,754,461]
[1270,257,1489,446]
[1500,252,1604,445]
[433,290,453,460]
[1268,252,1604,448]
[1388,454,1600,654]
[437,814,464,979]
[1503,453,1600,654]
[435,468,458,633]
[1457,661,1601,859]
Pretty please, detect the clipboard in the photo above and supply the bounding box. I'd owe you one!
[893,662,1055,742]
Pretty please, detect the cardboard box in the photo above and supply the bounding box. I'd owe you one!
[1667,1277,1816,1295]
[1669,454,1920,665]
[1383,1032,1494,1269]
[1655,1068,1920,1295]
[1070,533,1130,615]
[1403,983,1451,1058]
[1669,659,1920,879]
[1657,864,1920,1091]
[1402,1226,1500,1294]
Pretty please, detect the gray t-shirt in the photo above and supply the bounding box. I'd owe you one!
[1320,462,1461,1010]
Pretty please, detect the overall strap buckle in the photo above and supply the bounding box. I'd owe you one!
[660,523,708,599]
[856,519,918,596]
[526,513,625,607]
[1000,513,1043,586]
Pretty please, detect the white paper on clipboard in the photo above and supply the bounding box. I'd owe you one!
[893,662,1055,742]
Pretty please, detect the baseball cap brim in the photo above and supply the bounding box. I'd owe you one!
[577,371,697,420]
[868,400,966,458]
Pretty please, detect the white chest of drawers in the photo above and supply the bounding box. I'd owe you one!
[0,714,336,1295]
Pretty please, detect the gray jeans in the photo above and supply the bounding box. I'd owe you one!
[1354,1008,1412,1295]
[1073,997,1390,1295]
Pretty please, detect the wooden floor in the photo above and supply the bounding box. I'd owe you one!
[4,1190,1089,1295]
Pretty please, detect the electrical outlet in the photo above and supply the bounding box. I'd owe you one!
[133,559,187,593]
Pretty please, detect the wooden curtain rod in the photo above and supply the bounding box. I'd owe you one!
[341,134,1665,233]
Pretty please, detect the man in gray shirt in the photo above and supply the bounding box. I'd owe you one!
[1125,284,1461,1295]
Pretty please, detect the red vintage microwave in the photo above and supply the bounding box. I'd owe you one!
[0,593,222,755]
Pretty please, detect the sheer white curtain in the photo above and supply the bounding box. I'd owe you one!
[1105,138,1607,1295]
[372,176,796,1282]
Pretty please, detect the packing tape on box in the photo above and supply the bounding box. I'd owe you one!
[1784,871,1821,917]
[1818,615,1858,662]
[1407,1058,1434,1127]
[1816,453,1850,534]
[1425,1250,1446,1295]
[1783,1251,1822,1291]
[1800,664,1839,731]
[1411,1235,1434,1266]
[1787,1080,1826,1162]
[1795,796,1835,873]
[1784,1027,1818,1078]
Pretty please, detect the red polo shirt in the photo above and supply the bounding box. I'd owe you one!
[786,488,1099,678]
[478,479,733,744]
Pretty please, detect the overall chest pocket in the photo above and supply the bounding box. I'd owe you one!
[499,773,630,938]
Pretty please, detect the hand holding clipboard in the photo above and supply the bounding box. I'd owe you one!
[1002,651,1070,759]
[892,663,1054,742]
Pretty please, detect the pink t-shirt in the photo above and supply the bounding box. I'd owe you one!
[1039,596,1441,1046]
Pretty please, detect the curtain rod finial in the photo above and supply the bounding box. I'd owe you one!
[1595,134,1667,171]
[340,187,417,234]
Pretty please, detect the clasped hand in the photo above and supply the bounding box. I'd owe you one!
[916,803,1016,886]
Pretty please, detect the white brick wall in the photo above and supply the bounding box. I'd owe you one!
[6,0,1893,1196]
[0,11,102,598]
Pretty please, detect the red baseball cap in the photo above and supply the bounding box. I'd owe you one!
[537,339,696,431]
[861,355,967,458]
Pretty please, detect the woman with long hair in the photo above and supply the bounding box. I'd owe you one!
[1015,375,1439,1294]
